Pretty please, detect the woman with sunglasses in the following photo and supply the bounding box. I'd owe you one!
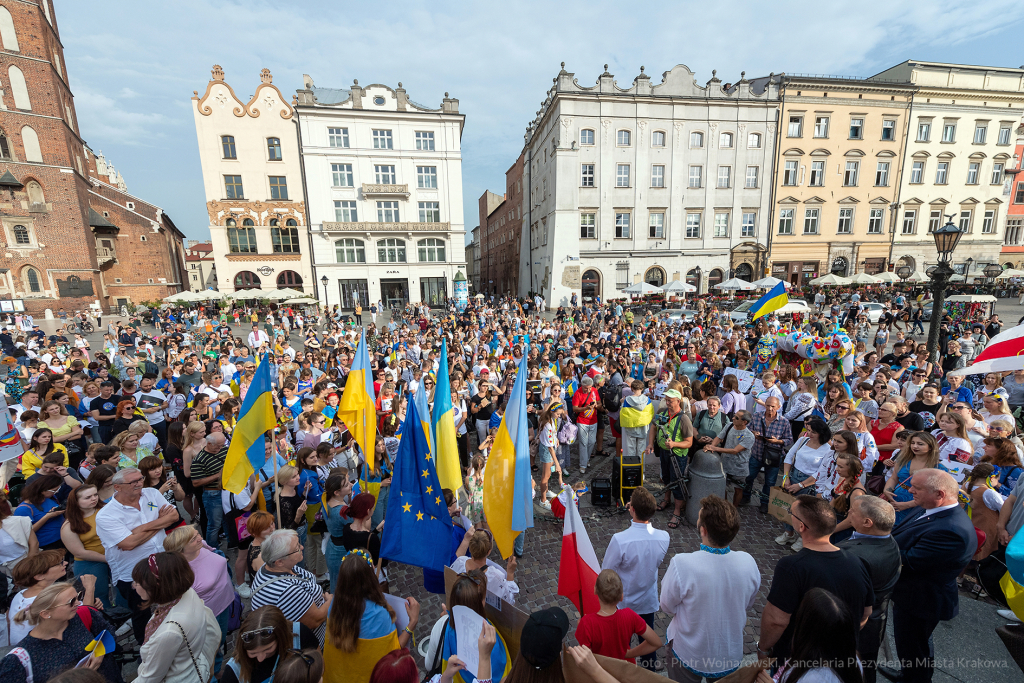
[7,549,89,646]
[1,581,120,682]
[132,552,220,683]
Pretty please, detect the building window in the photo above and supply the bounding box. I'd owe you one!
[936,162,949,185]
[377,201,400,222]
[910,161,924,184]
[269,176,288,200]
[745,166,759,188]
[788,116,803,137]
[717,166,731,189]
[748,132,762,149]
[942,123,956,143]
[959,209,973,232]
[713,212,729,237]
[843,161,859,186]
[720,132,734,148]
[417,238,445,262]
[803,208,820,234]
[993,163,1005,185]
[332,163,353,187]
[24,267,40,293]
[651,165,665,188]
[224,175,243,199]
[617,130,631,146]
[228,224,257,253]
[999,125,1012,145]
[415,131,435,150]
[928,210,942,233]
[902,210,917,235]
[416,166,437,188]
[685,212,701,238]
[267,137,282,161]
[875,162,890,186]
[778,208,794,235]
[335,238,366,263]
[272,225,300,253]
[418,201,440,222]
[1008,218,1024,245]
[276,271,302,288]
[881,120,896,141]
[814,117,829,138]
[783,160,798,186]
[234,271,261,290]
[868,208,884,234]
[581,164,594,187]
[372,130,393,149]
[652,130,666,147]
[8,66,29,110]
[221,135,236,159]
[974,124,987,144]
[0,132,10,160]
[1017,182,1024,203]
[580,212,595,239]
[689,131,704,148]
[649,212,664,238]
[580,129,595,145]
[804,160,821,186]
[334,200,358,222]
[967,162,980,185]
[917,122,931,142]
[377,238,406,262]
[849,118,863,139]
[614,212,630,238]
[13,224,29,244]
[837,207,853,234]
[616,164,630,187]
[616,262,629,289]
[983,209,996,234]
[741,212,756,237]
[688,165,702,188]
[328,127,349,148]
[375,165,396,184]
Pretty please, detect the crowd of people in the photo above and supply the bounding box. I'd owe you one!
[0,287,1015,683]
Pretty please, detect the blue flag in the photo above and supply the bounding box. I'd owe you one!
[380,393,454,572]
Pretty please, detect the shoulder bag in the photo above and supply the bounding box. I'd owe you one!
[165,620,212,683]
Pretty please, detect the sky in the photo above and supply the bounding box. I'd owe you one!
[57,0,1024,245]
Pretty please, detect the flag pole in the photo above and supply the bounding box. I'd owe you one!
[272,433,282,527]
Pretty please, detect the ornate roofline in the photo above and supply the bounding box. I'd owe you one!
[193,66,293,119]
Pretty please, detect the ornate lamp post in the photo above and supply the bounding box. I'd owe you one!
[985,263,1003,292]
[320,275,329,310]
[694,265,702,296]
[925,216,965,364]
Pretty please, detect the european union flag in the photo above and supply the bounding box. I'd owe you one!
[380,394,454,572]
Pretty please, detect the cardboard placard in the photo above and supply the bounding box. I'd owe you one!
[563,647,666,683]
[445,566,530,660]
[767,486,795,524]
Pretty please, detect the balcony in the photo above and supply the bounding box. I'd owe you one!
[96,247,116,266]
[361,183,410,198]
[322,221,450,233]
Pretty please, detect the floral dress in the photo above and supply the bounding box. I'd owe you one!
[465,472,485,525]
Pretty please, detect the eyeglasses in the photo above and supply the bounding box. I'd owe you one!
[117,478,145,487]
[836,406,850,412]
[60,592,84,609]
[240,626,276,644]
[790,512,808,530]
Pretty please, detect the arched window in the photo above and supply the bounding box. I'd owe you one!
[335,238,365,263]
[269,218,278,227]
[23,266,40,293]
[377,238,406,263]
[8,66,29,110]
[286,219,297,226]
[233,271,261,290]
[13,224,29,244]
[644,266,665,287]
[708,268,724,289]
[0,131,10,160]
[686,268,701,294]
[21,125,41,162]
[417,238,445,262]
[735,263,754,281]
[226,218,236,227]
[0,7,19,51]
[228,223,256,253]
[748,132,762,149]
[720,132,734,148]
[267,137,282,161]
[276,271,302,288]
[272,225,300,253]
[581,269,601,302]
[690,131,704,148]
[831,256,849,276]
[242,218,254,226]
[26,181,43,205]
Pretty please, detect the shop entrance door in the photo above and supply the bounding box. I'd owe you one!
[380,279,409,309]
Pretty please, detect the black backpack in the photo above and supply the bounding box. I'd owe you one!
[601,383,622,412]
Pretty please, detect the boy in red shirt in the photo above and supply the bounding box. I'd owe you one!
[574,569,662,664]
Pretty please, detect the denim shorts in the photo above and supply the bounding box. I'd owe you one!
[539,446,554,464]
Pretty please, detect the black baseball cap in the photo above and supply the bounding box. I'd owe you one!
[520,607,570,669]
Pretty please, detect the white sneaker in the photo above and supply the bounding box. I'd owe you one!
[775,531,795,546]
[236,583,252,599]
[540,501,552,510]
[790,537,803,553]
[998,609,1022,622]
[580,466,587,474]
[545,489,557,499]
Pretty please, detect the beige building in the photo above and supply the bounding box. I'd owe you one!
[184,240,217,292]
[768,76,915,285]
[191,66,313,295]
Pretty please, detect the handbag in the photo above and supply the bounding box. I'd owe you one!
[166,620,212,683]
[226,591,244,632]
[761,441,785,468]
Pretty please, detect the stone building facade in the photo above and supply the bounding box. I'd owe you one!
[1000,120,1024,269]
[478,154,525,297]
[185,240,217,292]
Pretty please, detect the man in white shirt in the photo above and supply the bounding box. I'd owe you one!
[602,486,669,671]
[95,467,179,644]
[9,388,39,422]
[247,325,269,350]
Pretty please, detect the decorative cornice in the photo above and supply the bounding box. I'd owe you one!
[194,66,294,120]
[206,199,306,226]
[321,221,450,232]
[224,254,302,262]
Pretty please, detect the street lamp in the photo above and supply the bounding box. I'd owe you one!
[985,263,1003,291]
[693,265,702,295]
[897,266,911,281]
[964,257,974,280]
[925,216,965,364]
[320,275,329,309]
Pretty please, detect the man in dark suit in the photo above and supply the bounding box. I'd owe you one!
[880,469,977,683]
[839,496,902,683]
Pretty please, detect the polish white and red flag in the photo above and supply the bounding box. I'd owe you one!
[556,485,602,616]
[950,323,1024,376]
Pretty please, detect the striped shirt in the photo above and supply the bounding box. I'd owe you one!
[251,564,327,645]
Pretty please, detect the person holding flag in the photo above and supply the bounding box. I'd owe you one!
[337,329,377,487]
[749,281,789,322]
[221,354,278,496]
[432,338,463,494]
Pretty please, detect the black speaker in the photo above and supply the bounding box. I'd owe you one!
[591,478,612,507]
[621,454,644,488]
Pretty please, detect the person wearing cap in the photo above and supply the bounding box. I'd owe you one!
[510,606,620,683]
[646,388,694,528]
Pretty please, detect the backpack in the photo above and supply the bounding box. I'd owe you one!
[557,417,578,445]
[601,383,622,413]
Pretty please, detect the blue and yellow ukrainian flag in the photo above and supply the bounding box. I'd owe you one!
[413,375,434,455]
[85,629,116,657]
[1000,529,1024,620]
[229,369,241,397]
[431,338,462,493]
[223,355,277,494]
[483,351,534,559]
[338,329,377,472]
[750,281,789,321]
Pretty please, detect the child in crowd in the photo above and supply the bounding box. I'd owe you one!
[574,569,662,664]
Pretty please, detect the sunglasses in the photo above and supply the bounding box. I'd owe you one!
[240,626,276,644]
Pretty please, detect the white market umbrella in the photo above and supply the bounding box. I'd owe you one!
[949,274,966,282]
[809,273,851,286]
[751,276,789,289]
[997,268,1024,279]
[714,278,757,291]
[847,272,880,284]
[260,288,306,300]
[874,271,901,283]
[163,290,200,303]
[904,270,930,283]
[473,293,485,299]
[623,282,662,295]
[660,280,696,293]
[776,301,811,315]
[282,297,318,304]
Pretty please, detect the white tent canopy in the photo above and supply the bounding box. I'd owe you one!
[660,280,696,293]
[847,272,880,284]
[751,276,789,289]
[623,282,662,295]
[904,270,930,283]
[714,278,757,291]
[282,297,318,304]
[997,268,1024,279]
[873,271,901,283]
[809,273,851,286]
